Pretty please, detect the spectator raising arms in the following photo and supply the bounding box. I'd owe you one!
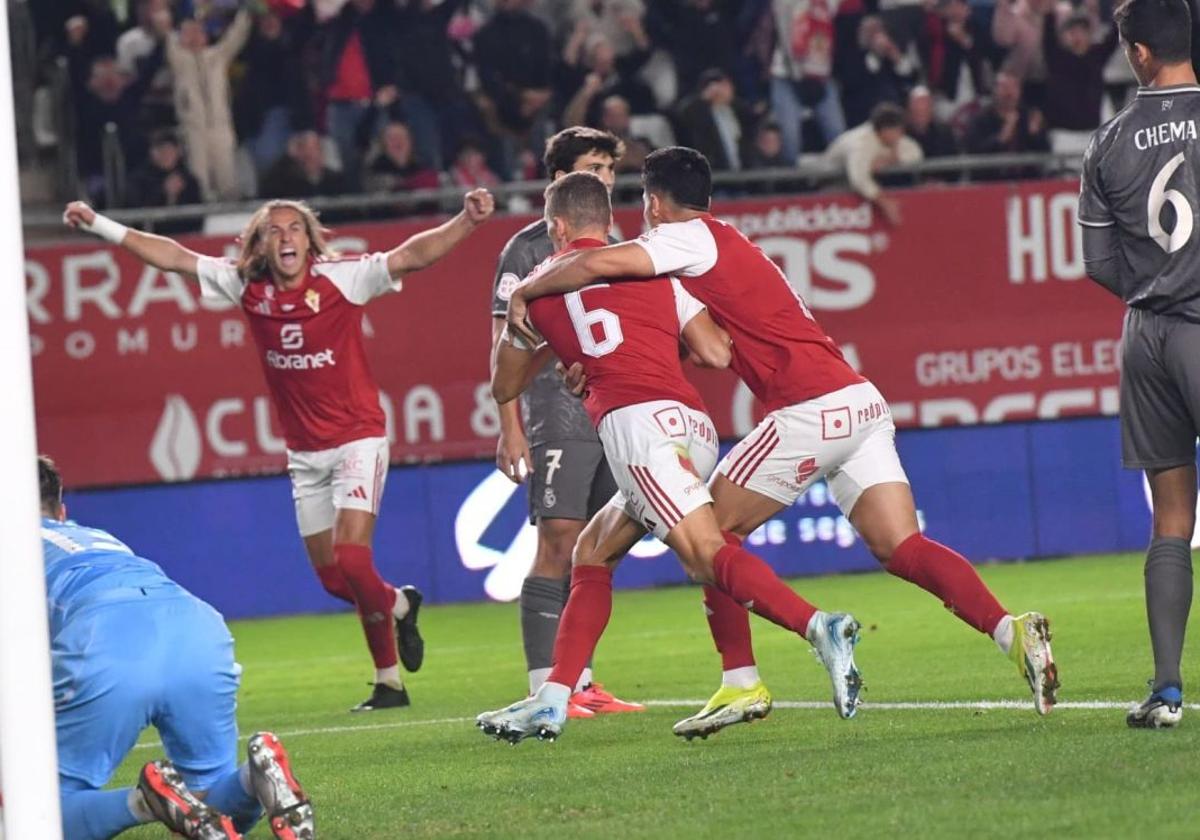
[167,9,251,202]
[965,69,1050,178]
[1041,8,1119,152]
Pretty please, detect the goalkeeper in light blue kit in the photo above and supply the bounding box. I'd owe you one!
[39,456,315,840]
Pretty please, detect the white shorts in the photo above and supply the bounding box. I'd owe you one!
[599,401,720,541]
[287,436,390,537]
[717,381,908,516]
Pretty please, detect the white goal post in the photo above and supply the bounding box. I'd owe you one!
[0,0,64,834]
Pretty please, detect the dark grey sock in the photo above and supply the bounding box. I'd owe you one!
[520,576,569,672]
[1146,536,1193,692]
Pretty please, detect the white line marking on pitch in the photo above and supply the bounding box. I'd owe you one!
[129,698,1193,752]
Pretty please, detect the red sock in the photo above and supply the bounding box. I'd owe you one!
[546,565,613,691]
[315,563,355,605]
[703,531,755,670]
[704,586,756,670]
[886,533,1008,635]
[712,544,819,638]
[335,543,398,669]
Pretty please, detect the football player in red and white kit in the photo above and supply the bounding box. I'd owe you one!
[477,172,865,743]
[63,190,495,712]
[507,147,1060,730]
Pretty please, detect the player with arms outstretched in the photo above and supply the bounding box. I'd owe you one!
[63,189,495,712]
[477,172,864,743]
[491,127,643,715]
[1079,0,1198,728]
[508,148,1059,734]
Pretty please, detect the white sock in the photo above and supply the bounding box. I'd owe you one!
[392,590,409,620]
[804,610,825,640]
[993,615,1015,655]
[574,667,594,693]
[376,665,402,688]
[722,666,761,689]
[528,667,552,695]
[537,681,572,707]
[128,788,155,824]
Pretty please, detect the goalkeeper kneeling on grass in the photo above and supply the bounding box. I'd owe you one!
[38,455,315,840]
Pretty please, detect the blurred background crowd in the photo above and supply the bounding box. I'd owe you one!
[19,0,1190,216]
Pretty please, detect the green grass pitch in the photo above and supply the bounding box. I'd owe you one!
[111,553,1199,838]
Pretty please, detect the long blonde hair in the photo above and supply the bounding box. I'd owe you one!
[236,200,337,280]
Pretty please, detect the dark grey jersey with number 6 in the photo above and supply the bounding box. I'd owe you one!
[1080,86,1200,319]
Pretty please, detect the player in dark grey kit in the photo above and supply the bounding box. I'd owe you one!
[489,127,644,715]
[1080,0,1199,728]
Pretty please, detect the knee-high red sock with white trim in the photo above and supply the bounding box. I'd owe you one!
[885,533,1008,635]
[315,563,355,605]
[703,532,756,672]
[545,565,613,693]
[335,543,398,670]
[712,543,819,639]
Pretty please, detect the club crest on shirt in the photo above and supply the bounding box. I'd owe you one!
[496,272,521,302]
[305,289,321,313]
[543,487,557,509]
[264,284,275,299]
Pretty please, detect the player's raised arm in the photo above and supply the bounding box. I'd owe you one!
[63,201,203,278]
[385,188,495,279]
[491,328,552,405]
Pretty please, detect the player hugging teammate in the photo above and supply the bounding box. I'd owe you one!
[489,127,644,716]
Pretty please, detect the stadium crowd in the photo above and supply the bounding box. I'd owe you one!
[30,0,1153,213]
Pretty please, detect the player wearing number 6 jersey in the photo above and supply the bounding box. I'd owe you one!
[1079,0,1199,728]
[477,171,866,744]
[63,190,496,713]
[507,148,1059,734]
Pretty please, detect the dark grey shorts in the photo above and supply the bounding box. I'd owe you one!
[1120,308,1200,469]
[528,441,618,524]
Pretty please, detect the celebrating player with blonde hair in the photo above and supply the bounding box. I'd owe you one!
[64,189,495,712]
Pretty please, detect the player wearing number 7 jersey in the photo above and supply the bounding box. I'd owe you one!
[1079,0,1199,728]
[477,171,867,743]
[508,147,1059,733]
[63,190,496,713]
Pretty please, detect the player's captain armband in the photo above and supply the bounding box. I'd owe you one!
[80,212,129,244]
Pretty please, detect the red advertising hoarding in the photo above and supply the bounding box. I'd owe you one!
[26,179,1125,488]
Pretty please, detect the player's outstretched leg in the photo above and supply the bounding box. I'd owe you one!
[248,732,316,839]
[852,482,1058,714]
[675,514,863,719]
[138,760,241,839]
[1127,683,1184,729]
[674,581,773,739]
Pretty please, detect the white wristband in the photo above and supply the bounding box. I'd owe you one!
[83,213,129,244]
